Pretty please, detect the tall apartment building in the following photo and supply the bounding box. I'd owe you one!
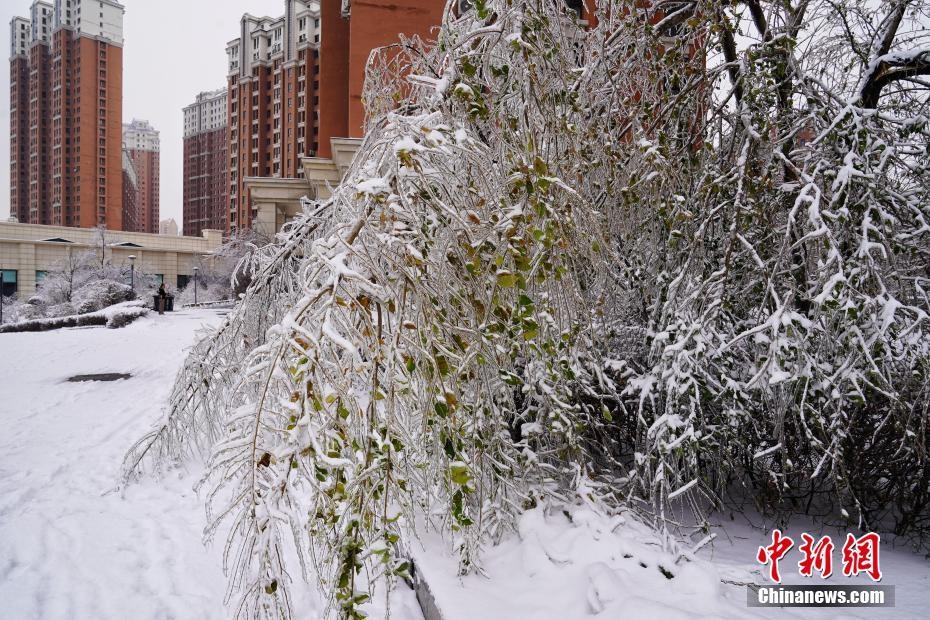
[122,118,160,233]
[121,147,138,231]
[183,89,229,236]
[9,0,126,230]
[225,0,444,230]
[159,218,179,237]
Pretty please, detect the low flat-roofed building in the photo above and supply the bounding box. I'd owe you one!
[0,219,223,297]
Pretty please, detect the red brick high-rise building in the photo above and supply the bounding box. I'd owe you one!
[225,0,444,231]
[183,89,229,236]
[121,147,139,232]
[9,0,125,230]
[122,119,160,233]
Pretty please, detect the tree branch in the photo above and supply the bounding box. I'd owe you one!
[860,49,930,108]
[652,1,697,36]
[743,0,770,40]
[871,0,910,60]
[714,5,744,105]
[785,0,811,39]
[856,1,927,108]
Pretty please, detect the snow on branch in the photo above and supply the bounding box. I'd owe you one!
[122,1,930,616]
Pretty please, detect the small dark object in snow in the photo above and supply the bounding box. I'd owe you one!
[67,373,132,383]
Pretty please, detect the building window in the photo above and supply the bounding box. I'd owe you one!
[0,270,18,296]
[36,270,47,284]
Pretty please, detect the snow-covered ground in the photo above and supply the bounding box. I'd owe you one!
[0,310,229,619]
[415,504,929,620]
[0,310,927,619]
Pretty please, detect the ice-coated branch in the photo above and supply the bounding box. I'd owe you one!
[122,1,930,617]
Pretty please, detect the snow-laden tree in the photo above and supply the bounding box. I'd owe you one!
[174,228,274,306]
[124,0,930,617]
[33,248,108,306]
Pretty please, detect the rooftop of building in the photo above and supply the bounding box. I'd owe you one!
[123,119,159,133]
[9,0,126,54]
[183,89,228,109]
[0,218,221,253]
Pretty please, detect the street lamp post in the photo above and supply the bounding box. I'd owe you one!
[0,266,4,325]
[128,255,136,291]
[193,266,199,305]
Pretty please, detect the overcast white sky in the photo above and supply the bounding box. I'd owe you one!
[0,0,285,234]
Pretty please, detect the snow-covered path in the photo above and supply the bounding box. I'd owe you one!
[0,311,228,619]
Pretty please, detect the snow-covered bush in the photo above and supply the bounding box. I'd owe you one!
[104,302,150,329]
[16,240,149,321]
[0,300,149,333]
[0,297,37,325]
[124,0,930,617]
[45,302,77,319]
[175,281,233,307]
[72,280,135,314]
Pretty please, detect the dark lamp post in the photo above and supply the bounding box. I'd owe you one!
[128,255,136,291]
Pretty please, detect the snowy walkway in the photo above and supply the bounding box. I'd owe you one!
[0,310,228,619]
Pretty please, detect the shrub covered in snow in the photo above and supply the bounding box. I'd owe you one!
[0,297,39,325]
[9,236,150,324]
[72,280,136,314]
[103,303,150,329]
[175,281,232,307]
[124,1,930,617]
[45,302,77,319]
[31,249,116,307]
[0,301,149,333]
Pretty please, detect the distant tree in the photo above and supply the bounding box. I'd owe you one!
[34,248,99,305]
[32,237,142,314]
[92,225,124,270]
[216,228,273,296]
[175,228,273,305]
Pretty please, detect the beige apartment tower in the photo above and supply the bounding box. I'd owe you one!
[122,118,160,233]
